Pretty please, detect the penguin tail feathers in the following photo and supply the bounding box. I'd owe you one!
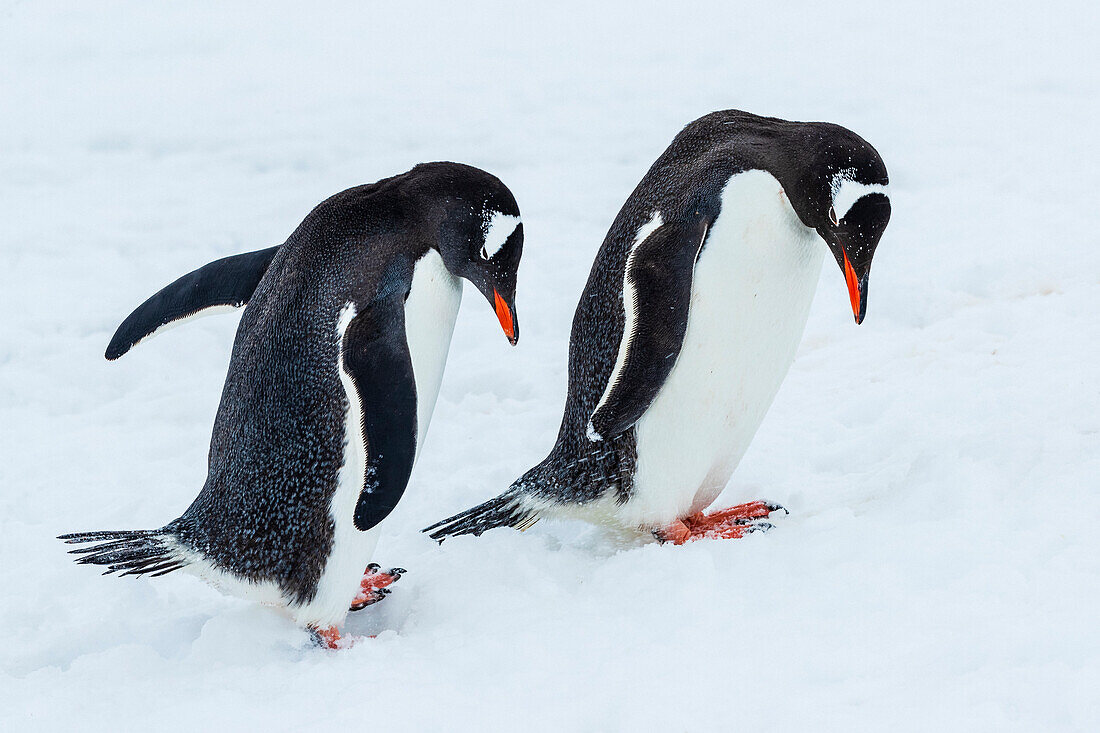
[58,528,189,577]
[423,489,540,542]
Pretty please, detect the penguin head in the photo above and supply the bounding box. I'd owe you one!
[788,128,891,324]
[425,163,524,345]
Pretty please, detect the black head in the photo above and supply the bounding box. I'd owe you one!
[414,163,524,345]
[784,126,891,324]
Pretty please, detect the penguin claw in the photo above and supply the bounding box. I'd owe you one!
[657,500,786,544]
[348,565,405,611]
[361,565,405,585]
[349,589,390,612]
[692,500,785,525]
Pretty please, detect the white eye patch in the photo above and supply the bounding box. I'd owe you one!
[832,177,889,222]
[482,211,521,259]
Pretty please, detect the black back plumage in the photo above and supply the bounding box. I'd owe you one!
[426,110,889,540]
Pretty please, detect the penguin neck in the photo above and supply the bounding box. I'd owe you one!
[742,145,813,223]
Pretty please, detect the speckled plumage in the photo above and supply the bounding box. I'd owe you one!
[63,162,524,626]
[426,110,890,540]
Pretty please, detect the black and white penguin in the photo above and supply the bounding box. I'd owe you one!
[62,162,524,646]
[426,110,890,544]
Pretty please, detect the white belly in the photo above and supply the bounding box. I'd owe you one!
[294,250,461,627]
[623,170,824,529]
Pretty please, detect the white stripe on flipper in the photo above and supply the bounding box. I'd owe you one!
[587,211,664,442]
[292,302,381,628]
[482,212,521,258]
[180,302,381,627]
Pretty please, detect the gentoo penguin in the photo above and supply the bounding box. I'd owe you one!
[61,162,524,646]
[426,110,890,544]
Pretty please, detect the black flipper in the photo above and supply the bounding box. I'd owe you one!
[587,214,712,441]
[341,295,419,532]
[105,245,281,360]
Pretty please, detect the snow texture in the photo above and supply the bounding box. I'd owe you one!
[1,2,1097,730]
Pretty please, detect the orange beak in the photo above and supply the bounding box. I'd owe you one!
[493,288,517,345]
[842,251,862,323]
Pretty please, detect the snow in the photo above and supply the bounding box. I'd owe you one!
[2,1,1098,730]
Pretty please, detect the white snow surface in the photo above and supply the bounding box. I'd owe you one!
[2,2,1098,730]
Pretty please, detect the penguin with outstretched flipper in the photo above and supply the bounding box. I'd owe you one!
[63,162,525,647]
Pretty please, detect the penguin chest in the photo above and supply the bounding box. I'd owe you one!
[627,170,824,528]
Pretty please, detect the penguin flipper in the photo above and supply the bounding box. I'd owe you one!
[341,296,418,532]
[105,245,281,360]
[587,215,711,441]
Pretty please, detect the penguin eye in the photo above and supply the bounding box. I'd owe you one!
[479,245,489,260]
[828,206,839,226]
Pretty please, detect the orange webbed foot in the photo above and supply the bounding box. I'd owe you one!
[349,564,406,612]
[656,500,787,544]
[309,625,347,650]
[656,519,692,545]
[308,625,379,649]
